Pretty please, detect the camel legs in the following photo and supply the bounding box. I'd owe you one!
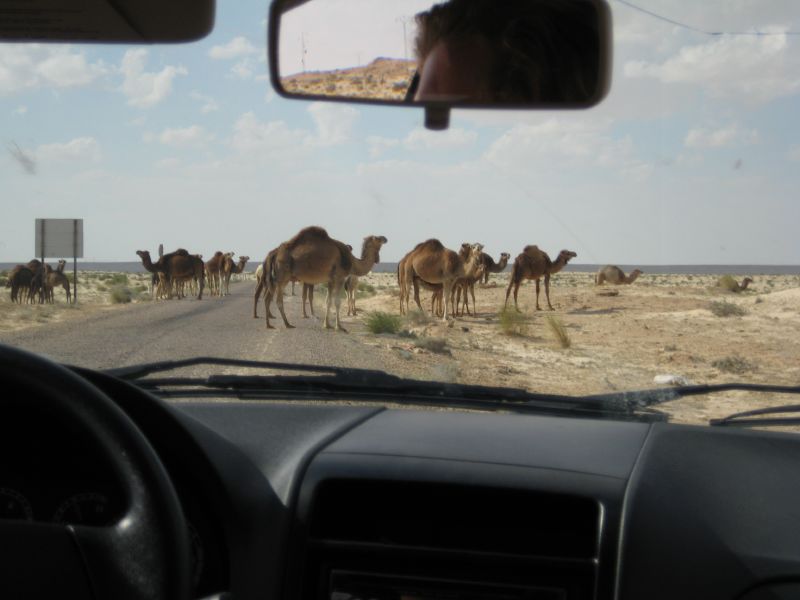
[504,280,522,312]
[534,280,542,310]
[412,279,423,312]
[442,280,454,320]
[302,284,315,318]
[544,274,554,310]
[267,281,294,329]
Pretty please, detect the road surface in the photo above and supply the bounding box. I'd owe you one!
[0,282,393,377]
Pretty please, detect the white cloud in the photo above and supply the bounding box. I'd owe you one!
[231,59,255,80]
[0,44,106,95]
[484,117,652,181]
[36,137,101,162]
[684,125,759,148]
[190,91,219,113]
[209,36,258,60]
[229,111,308,156]
[307,102,359,146]
[624,29,800,104]
[119,49,187,109]
[367,128,477,157]
[13,105,27,115]
[147,125,214,147]
[156,158,182,170]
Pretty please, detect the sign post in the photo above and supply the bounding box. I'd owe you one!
[34,218,84,304]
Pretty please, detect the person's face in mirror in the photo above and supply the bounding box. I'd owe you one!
[414,34,494,103]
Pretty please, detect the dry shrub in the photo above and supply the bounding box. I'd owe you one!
[415,337,450,354]
[498,309,528,336]
[709,301,747,317]
[545,315,571,348]
[712,356,756,374]
[110,285,133,304]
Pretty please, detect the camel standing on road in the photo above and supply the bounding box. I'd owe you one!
[205,251,226,296]
[221,255,249,296]
[253,253,314,319]
[399,240,484,320]
[136,249,205,299]
[595,265,643,286]
[264,227,387,331]
[504,246,577,312]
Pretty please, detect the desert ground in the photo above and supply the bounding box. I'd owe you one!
[2,267,799,426]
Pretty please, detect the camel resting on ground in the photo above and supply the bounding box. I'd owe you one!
[264,227,387,331]
[595,265,643,285]
[717,275,754,292]
[504,246,577,312]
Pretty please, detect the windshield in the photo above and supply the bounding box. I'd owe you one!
[1,0,799,425]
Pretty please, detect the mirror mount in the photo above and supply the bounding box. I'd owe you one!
[424,105,451,131]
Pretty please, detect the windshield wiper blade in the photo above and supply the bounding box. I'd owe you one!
[583,382,800,410]
[710,403,800,427]
[102,357,664,421]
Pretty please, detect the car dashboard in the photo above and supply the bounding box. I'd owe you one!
[8,367,800,600]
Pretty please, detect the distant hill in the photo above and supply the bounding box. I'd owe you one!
[281,57,417,101]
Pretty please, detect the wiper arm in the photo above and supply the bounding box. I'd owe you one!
[710,403,800,428]
[102,357,664,422]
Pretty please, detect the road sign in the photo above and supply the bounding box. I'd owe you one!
[34,218,83,304]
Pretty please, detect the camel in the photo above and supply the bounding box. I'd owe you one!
[264,227,387,331]
[717,275,754,292]
[29,262,54,304]
[45,259,71,303]
[220,254,249,296]
[7,260,40,303]
[205,251,227,296]
[481,252,511,284]
[136,249,205,299]
[504,246,577,312]
[595,265,643,285]
[253,252,313,319]
[399,240,484,320]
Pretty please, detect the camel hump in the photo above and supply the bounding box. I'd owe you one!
[172,248,190,256]
[213,251,223,258]
[523,245,539,254]
[416,239,445,252]
[287,226,330,246]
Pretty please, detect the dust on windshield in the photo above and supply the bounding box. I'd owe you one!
[1,1,799,426]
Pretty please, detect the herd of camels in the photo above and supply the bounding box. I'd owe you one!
[5,227,654,330]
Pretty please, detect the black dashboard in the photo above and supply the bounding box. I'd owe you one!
[9,368,800,600]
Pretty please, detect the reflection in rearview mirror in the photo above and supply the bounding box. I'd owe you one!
[271,0,611,109]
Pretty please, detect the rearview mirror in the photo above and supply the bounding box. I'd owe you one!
[269,0,611,128]
[0,0,214,43]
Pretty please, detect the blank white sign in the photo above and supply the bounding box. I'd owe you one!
[34,219,84,258]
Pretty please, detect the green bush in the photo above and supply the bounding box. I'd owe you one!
[365,311,402,334]
[709,301,747,317]
[107,273,129,286]
[110,285,133,304]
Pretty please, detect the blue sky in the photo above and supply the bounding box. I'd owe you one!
[2,0,800,265]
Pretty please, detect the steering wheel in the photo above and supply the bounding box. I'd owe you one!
[0,344,191,600]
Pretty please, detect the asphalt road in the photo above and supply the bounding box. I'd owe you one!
[0,282,391,376]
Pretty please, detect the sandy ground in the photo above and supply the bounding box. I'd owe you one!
[348,271,800,426]
[3,267,799,426]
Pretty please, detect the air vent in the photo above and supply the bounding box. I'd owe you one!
[310,480,600,560]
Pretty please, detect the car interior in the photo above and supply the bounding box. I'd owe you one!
[2,1,800,600]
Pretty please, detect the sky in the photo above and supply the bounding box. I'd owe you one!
[2,0,800,265]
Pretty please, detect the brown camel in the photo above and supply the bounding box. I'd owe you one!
[29,262,53,304]
[205,251,226,296]
[136,249,205,299]
[480,252,511,284]
[399,240,484,320]
[595,265,643,285]
[45,259,71,303]
[717,275,754,292]
[396,255,444,317]
[264,227,387,331]
[220,254,249,296]
[253,252,313,319]
[504,246,577,312]
[7,260,40,303]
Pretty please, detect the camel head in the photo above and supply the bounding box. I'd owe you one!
[742,277,754,287]
[57,259,66,267]
[558,250,578,264]
[135,250,150,261]
[500,253,511,260]
[361,235,388,262]
[631,269,643,276]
